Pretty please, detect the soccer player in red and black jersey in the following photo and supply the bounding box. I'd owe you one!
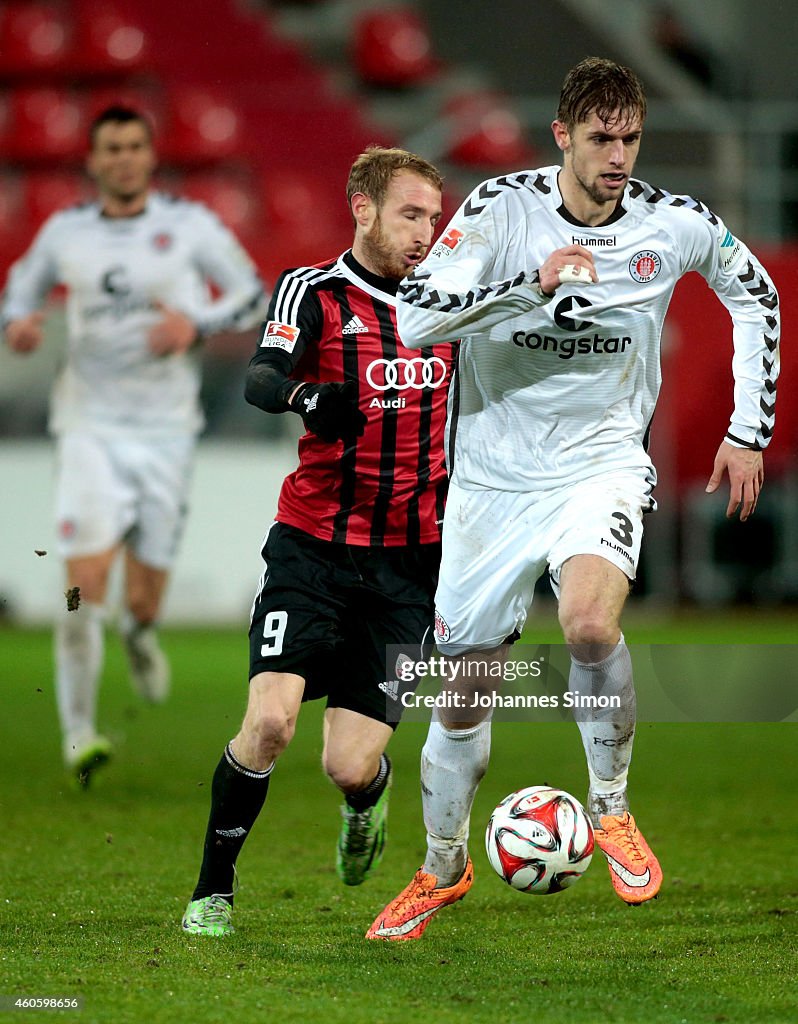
[183,147,456,936]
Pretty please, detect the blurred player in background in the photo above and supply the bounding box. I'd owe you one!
[367,57,780,940]
[182,146,456,937]
[1,106,267,785]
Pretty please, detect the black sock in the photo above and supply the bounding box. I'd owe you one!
[344,753,391,813]
[192,743,272,902]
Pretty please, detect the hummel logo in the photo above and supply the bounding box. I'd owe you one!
[342,315,368,335]
[215,827,247,838]
[378,678,400,701]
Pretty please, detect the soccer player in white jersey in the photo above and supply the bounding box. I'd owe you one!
[367,57,779,940]
[1,106,267,785]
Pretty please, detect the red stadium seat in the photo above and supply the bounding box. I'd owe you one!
[0,93,11,149]
[161,88,244,162]
[351,7,437,88]
[0,171,87,279]
[0,2,74,76]
[4,88,87,161]
[71,1,148,73]
[85,86,166,137]
[0,172,28,287]
[181,172,263,243]
[260,168,349,236]
[445,92,538,170]
[257,227,346,283]
[23,170,91,229]
[257,169,351,279]
[0,174,26,240]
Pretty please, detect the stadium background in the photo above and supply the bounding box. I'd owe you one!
[1,0,796,623]
[1,4,796,1022]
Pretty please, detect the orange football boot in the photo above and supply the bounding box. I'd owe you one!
[594,812,662,904]
[366,859,474,941]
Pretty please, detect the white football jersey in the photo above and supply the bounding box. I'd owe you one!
[397,166,780,493]
[1,193,266,436]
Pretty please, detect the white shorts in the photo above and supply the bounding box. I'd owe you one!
[54,431,195,568]
[434,471,652,653]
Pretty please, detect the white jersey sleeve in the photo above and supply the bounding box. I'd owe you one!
[672,204,779,451]
[180,204,267,335]
[397,173,554,347]
[1,216,61,323]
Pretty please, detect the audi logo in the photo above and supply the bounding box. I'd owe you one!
[366,357,448,391]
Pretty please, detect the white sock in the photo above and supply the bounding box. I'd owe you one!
[569,635,636,821]
[55,601,105,761]
[119,607,152,643]
[421,716,491,886]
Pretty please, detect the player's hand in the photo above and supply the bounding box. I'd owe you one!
[538,245,598,296]
[705,440,764,521]
[289,381,367,443]
[147,302,198,356]
[4,312,46,353]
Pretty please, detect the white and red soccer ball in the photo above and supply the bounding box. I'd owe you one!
[485,785,594,894]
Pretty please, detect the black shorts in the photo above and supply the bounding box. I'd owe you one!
[248,522,440,726]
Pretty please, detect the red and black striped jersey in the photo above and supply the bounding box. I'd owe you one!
[252,250,457,546]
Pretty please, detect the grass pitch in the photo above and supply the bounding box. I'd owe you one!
[1,612,797,1023]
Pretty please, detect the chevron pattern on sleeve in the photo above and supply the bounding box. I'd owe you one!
[738,261,779,446]
[398,270,528,314]
[628,178,719,226]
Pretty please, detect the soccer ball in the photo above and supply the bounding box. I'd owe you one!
[485,785,594,894]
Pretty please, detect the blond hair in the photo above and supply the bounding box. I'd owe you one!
[347,146,442,216]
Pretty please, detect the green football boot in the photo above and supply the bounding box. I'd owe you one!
[66,735,113,789]
[181,895,234,936]
[336,762,392,886]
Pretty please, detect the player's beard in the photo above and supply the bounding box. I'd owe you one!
[359,214,411,281]
[572,166,623,207]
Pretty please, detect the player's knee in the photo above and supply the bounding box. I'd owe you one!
[243,709,296,762]
[67,566,109,603]
[323,753,376,794]
[125,594,158,626]
[559,605,619,657]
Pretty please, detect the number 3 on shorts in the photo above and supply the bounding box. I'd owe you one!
[261,610,288,656]
[609,511,634,547]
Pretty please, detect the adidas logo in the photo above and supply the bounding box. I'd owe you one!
[342,315,369,335]
[215,827,247,838]
[378,678,400,701]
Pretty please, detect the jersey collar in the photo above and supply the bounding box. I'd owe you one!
[551,168,629,228]
[338,250,400,305]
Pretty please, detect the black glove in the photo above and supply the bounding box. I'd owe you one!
[288,381,367,442]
